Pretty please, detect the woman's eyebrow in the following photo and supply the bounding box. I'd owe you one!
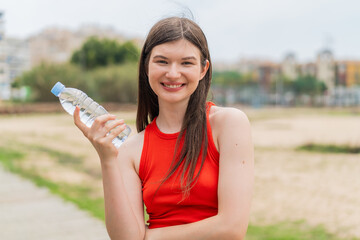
[153,55,168,59]
[181,56,197,61]
[152,55,197,61]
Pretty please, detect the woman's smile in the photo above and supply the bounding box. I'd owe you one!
[161,82,186,91]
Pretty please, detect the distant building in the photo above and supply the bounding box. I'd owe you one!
[300,62,317,77]
[28,28,77,67]
[256,61,280,90]
[0,11,30,100]
[281,52,298,80]
[336,61,360,87]
[316,49,335,90]
[6,38,30,78]
[0,38,30,100]
[237,58,262,75]
[0,11,10,100]
[212,61,239,72]
[0,61,10,100]
[236,58,266,82]
[0,11,4,41]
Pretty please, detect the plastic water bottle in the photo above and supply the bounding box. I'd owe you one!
[51,82,131,148]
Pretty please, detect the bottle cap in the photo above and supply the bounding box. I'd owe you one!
[51,82,65,97]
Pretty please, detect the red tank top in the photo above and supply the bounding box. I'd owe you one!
[139,102,219,229]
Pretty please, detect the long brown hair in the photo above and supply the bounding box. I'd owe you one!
[136,17,212,198]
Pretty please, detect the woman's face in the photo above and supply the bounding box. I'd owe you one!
[147,39,209,105]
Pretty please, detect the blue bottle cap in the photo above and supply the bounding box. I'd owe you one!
[51,82,65,97]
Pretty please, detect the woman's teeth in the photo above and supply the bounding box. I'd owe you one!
[164,84,182,88]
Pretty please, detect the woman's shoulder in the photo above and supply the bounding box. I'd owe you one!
[121,130,145,155]
[209,105,250,128]
[123,130,145,148]
[209,105,251,144]
[117,130,145,173]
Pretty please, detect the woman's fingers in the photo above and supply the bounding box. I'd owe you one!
[73,106,125,145]
[106,123,126,140]
[73,106,89,136]
[92,114,116,129]
[104,119,125,133]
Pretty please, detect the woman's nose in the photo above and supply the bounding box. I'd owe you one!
[165,64,181,79]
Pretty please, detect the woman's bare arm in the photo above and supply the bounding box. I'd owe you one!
[73,107,145,240]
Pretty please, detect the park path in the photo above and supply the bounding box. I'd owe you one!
[0,165,110,240]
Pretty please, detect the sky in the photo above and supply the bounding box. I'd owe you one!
[1,0,360,63]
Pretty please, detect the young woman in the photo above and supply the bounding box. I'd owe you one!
[74,17,254,240]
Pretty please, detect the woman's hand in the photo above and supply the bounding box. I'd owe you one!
[73,106,126,162]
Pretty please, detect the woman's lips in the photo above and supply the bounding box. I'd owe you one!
[161,82,185,91]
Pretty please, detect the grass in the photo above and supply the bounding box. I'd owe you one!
[246,221,356,240]
[29,144,84,166]
[245,106,360,122]
[297,143,360,154]
[25,144,102,179]
[0,147,25,170]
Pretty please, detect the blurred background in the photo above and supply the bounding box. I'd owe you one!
[0,0,359,239]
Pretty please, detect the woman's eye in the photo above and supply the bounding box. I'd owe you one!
[157,60,167,64]
[183,62,193,65]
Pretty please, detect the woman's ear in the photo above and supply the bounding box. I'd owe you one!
[199,60,210,80]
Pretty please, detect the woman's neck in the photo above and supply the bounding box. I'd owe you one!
[156,100,188,133]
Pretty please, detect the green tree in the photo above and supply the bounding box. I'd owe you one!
[90,63,138,103]
[292,75,327,96]
[270,74,294,93]
[116,41,140,63]
[71,37,140,69]
[212,71,245,86]
[14,63,89,102]
[14,62,138,103]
